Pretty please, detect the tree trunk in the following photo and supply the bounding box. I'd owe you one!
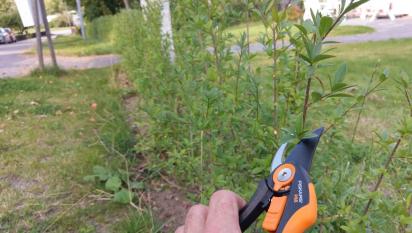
[123,0,131,9]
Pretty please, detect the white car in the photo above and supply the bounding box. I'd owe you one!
[0,28,12,44]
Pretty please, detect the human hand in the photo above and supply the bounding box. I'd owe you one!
[175,190,246,233]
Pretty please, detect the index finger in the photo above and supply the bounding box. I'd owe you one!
[204,190,246,233]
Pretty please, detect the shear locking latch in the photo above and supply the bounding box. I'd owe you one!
[262,163,296,232]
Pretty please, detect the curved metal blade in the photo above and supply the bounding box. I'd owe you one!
[284,127,324,172]
[270,143,288,172]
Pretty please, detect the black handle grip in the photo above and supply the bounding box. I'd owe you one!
[239,180,273,232]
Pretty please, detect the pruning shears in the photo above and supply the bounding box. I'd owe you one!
[239,128,324,233]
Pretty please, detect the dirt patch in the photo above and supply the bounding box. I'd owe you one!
[147,186,192,231]
[2,175,39,192]
[115,71,193,232]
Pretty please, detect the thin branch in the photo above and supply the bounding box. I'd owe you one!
[302,76,312,127]
[363,138,402,215]
[322,0,356,40]
[404,89,412,117]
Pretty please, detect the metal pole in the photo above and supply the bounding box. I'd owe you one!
[38,0,58,68]
[76,0,86,39]
[32,0,44,70]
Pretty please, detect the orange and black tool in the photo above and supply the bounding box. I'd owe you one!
[239,128,323,233]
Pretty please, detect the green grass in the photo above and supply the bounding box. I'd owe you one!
[253,38,412,134]
[331,25,375,37]
[28,35,116,57]
[226,22,375,43]
[0,68,147,232]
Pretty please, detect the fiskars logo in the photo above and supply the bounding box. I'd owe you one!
[297,180,303,204]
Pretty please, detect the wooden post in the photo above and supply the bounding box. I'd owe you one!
[32,0,44,70]
[76,0,86,39]
[38,0,58,68]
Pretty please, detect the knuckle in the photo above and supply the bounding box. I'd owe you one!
[210,190,237,205]
[187,204,207,216]
[186,204,207,223]
[175,226,184,233]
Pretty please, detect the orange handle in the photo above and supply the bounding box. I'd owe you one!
[262,195,288,232]
[282,183,317,233]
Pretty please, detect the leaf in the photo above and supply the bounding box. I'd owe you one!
[313,54,335,63]
[105,176,122,192]
[299,54,312,64]
[311,91,322,102]
[302,19,316,33]
[93,165,111,181]
[328,93,353,98]
[310,9,317,24]
[294,24,307,35]
[113,189,133,204]
[340,0,347,12]
[130,181,145,190]
[302,131,318,139]
[343,0,369,15]
[294,116,303,135]
[379,68,389,82]
[400,215,412,225]
[323,40,340,44]
[301,35,314,58]
[83,175,96,182]
[332,83,353,92]
[334,63,348,85]
[319,16,333,37]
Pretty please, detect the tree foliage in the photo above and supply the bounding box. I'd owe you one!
[0,0,16,13]
[45,0,72,14]
[63,0,133,20]
[0,0,24,32]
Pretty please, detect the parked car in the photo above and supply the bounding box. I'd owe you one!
[0,28,12,44]
[5,28,17,43]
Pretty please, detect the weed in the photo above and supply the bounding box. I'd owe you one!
[113,211,161,233]
[30,66,67,77]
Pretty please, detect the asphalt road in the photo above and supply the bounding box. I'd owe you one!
[0,39,37,78]
[0,37,119,78]
[1,17,412,78]
[237,16,412,53]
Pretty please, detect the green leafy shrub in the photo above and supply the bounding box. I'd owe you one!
[49,12,74,28]
[86,15,116,42]
[86,0,411,232]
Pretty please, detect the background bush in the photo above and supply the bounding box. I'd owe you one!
[49,12,74,28]
[86,15,116,42]
[0,12,24,33]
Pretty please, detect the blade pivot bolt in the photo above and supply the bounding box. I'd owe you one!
[277,168,292,182]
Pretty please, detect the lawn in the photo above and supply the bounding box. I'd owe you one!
[27,35,116,57]
[226,22,374,43]
[0,68,151,232]
[253,38,412,138]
